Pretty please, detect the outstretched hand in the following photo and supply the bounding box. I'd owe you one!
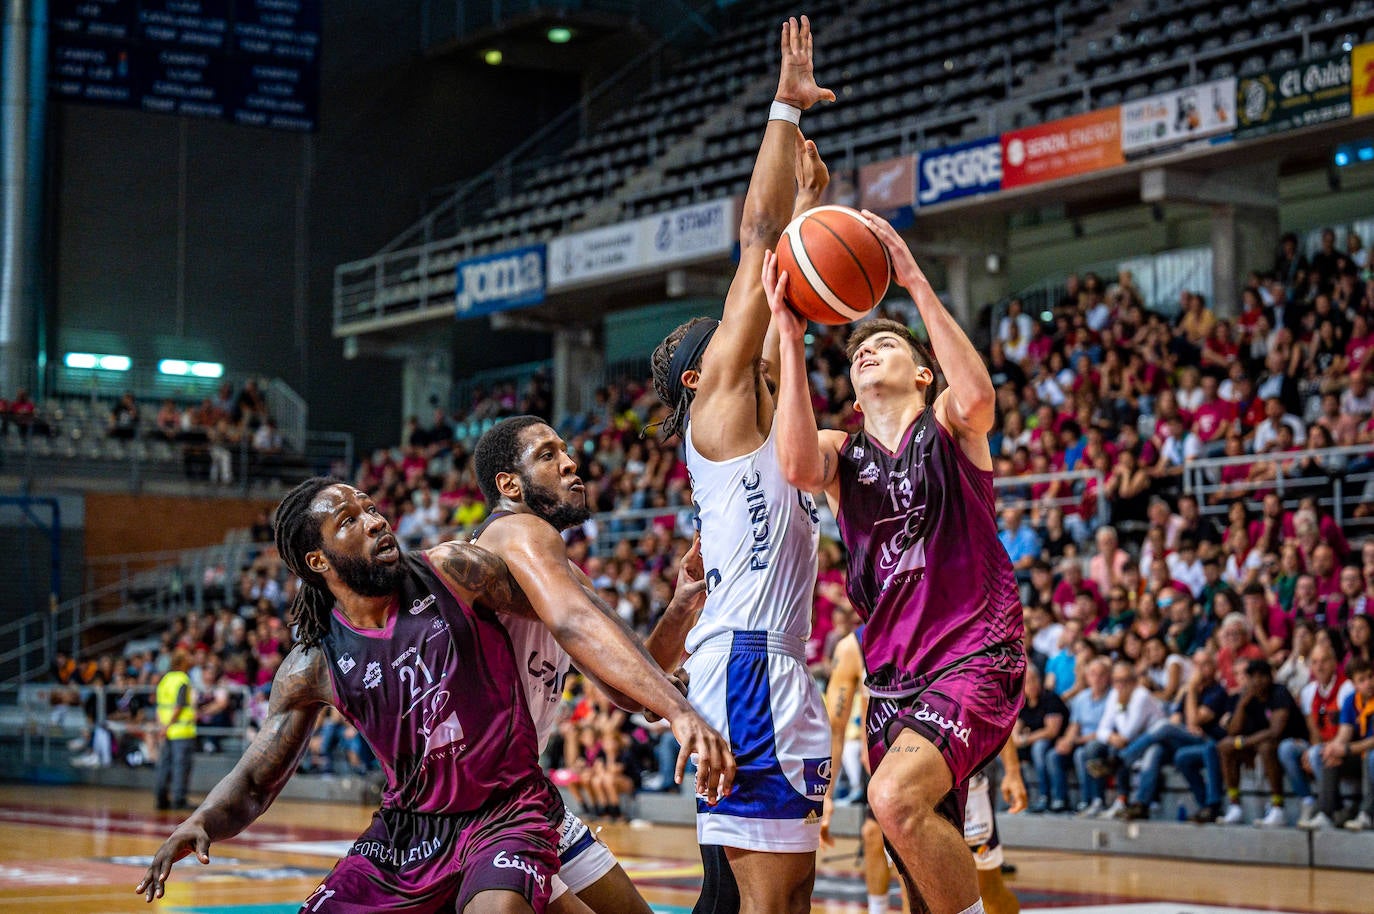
[1001,769,1029,814]
[762,250,806,342]
[671,710,737,805]
[776,16,835,111]
[671,536,708,617]
[860,209,928,291]
[795,134,830,206]
[136,820,211,902]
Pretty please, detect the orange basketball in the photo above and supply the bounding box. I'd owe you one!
[775,205,891,325]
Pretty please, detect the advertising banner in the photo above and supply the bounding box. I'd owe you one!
[1121,77,1237,155]
[548,198,734,291]
[1352,42,1374,119]
[1235,52,1351,140]
[454,245,546,319]
[1001,107,1124,189]
[915,137,1002,206]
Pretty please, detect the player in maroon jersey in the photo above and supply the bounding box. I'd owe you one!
[765,215,1025,914]
[138,477,732,914]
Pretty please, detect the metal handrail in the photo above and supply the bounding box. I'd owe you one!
[1182,442,1373,527]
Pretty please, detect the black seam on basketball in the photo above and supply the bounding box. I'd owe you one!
[812,217,875,307]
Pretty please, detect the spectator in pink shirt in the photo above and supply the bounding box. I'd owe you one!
[1191,375,1238,456]
[1054,559,1102,621]
[1089,526,1131,595]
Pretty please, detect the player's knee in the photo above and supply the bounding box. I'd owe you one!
[868,775,936,840]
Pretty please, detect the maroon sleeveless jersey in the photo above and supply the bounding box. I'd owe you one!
[836,408,1023,697]
[319,552,543,815]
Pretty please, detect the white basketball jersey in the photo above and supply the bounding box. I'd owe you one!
[684,420,821,653]
[500,614,569,755]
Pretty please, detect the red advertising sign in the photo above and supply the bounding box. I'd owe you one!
[1001,107,1125,189]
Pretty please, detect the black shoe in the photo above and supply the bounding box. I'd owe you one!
[1000,862,1017,875]
[1124,802,1149,821]
[1190,805,1219,824]
[155,798,170,811]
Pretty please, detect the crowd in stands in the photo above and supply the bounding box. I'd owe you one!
[3,378,289,486]
[52,225,1374,829]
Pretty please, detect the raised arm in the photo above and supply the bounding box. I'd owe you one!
[137,646,327,901]
[762,136,832,391]
[463,515,735,801]
[820,631,864,846]
[862,211,997,464]
[692,17,832,456]
[763,247,847,499]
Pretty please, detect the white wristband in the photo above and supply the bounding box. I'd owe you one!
[769,100,801,125]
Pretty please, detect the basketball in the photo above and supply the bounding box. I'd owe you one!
[775,204,891,325]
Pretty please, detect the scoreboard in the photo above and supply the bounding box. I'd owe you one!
[49,0,320,131]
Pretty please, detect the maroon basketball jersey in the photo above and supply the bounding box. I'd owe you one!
[320,552,542,814]
[836,408,1023,697]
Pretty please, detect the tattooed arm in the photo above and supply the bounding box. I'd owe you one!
[428,541,538,620]
[137,646,328,901]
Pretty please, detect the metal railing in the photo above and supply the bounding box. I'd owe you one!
[1182,443,1373,530]
[0,682,253,770]
[0,427,351,497]
[993,468,1105,518]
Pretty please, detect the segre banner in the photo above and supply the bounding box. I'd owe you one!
[915,137,1002,207]
[454,245,546,319]
[1121,78,1237,155]
[548,198,734,291]
[1001,107,1124,189]
[1235,52,1352,140]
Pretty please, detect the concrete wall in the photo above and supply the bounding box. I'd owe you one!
[51,0,580,454]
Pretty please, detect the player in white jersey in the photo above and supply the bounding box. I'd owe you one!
[650,16,833,914]
[472,416,725,914]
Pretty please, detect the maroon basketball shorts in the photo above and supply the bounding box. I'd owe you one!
[865,644,1025,830]
[299,776,562,914]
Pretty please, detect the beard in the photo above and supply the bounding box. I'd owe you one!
[522,475,591,531]
[323,545,406,597]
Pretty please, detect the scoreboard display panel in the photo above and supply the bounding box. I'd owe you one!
[50,0,320,131]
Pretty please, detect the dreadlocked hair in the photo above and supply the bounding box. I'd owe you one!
[274,475,346,649]
[650,316,714,440]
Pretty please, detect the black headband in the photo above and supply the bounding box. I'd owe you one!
[667,319,719,405]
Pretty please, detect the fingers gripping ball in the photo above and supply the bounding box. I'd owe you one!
[776,205,890,325]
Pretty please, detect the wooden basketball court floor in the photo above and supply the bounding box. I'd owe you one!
[0,785,1369,914]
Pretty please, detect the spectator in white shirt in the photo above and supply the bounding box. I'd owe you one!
[1152,415,1201,484]
[1340,374,1374,420]
[999,298,1034,363]
[1167,538,1207,598]
[1083,662,1167,818]
[1252,397,1307,454]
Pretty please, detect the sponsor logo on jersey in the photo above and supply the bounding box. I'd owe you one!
[852,446,865,459]
[336,653,355,675]
[410,594,436,615]
[391,646,418,669]
[803,809,820,825]
[363,661,382,690]
[858,462,880,485]
[493,850,547,890]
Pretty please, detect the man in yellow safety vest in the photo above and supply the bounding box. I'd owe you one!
[155,650,197,811]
